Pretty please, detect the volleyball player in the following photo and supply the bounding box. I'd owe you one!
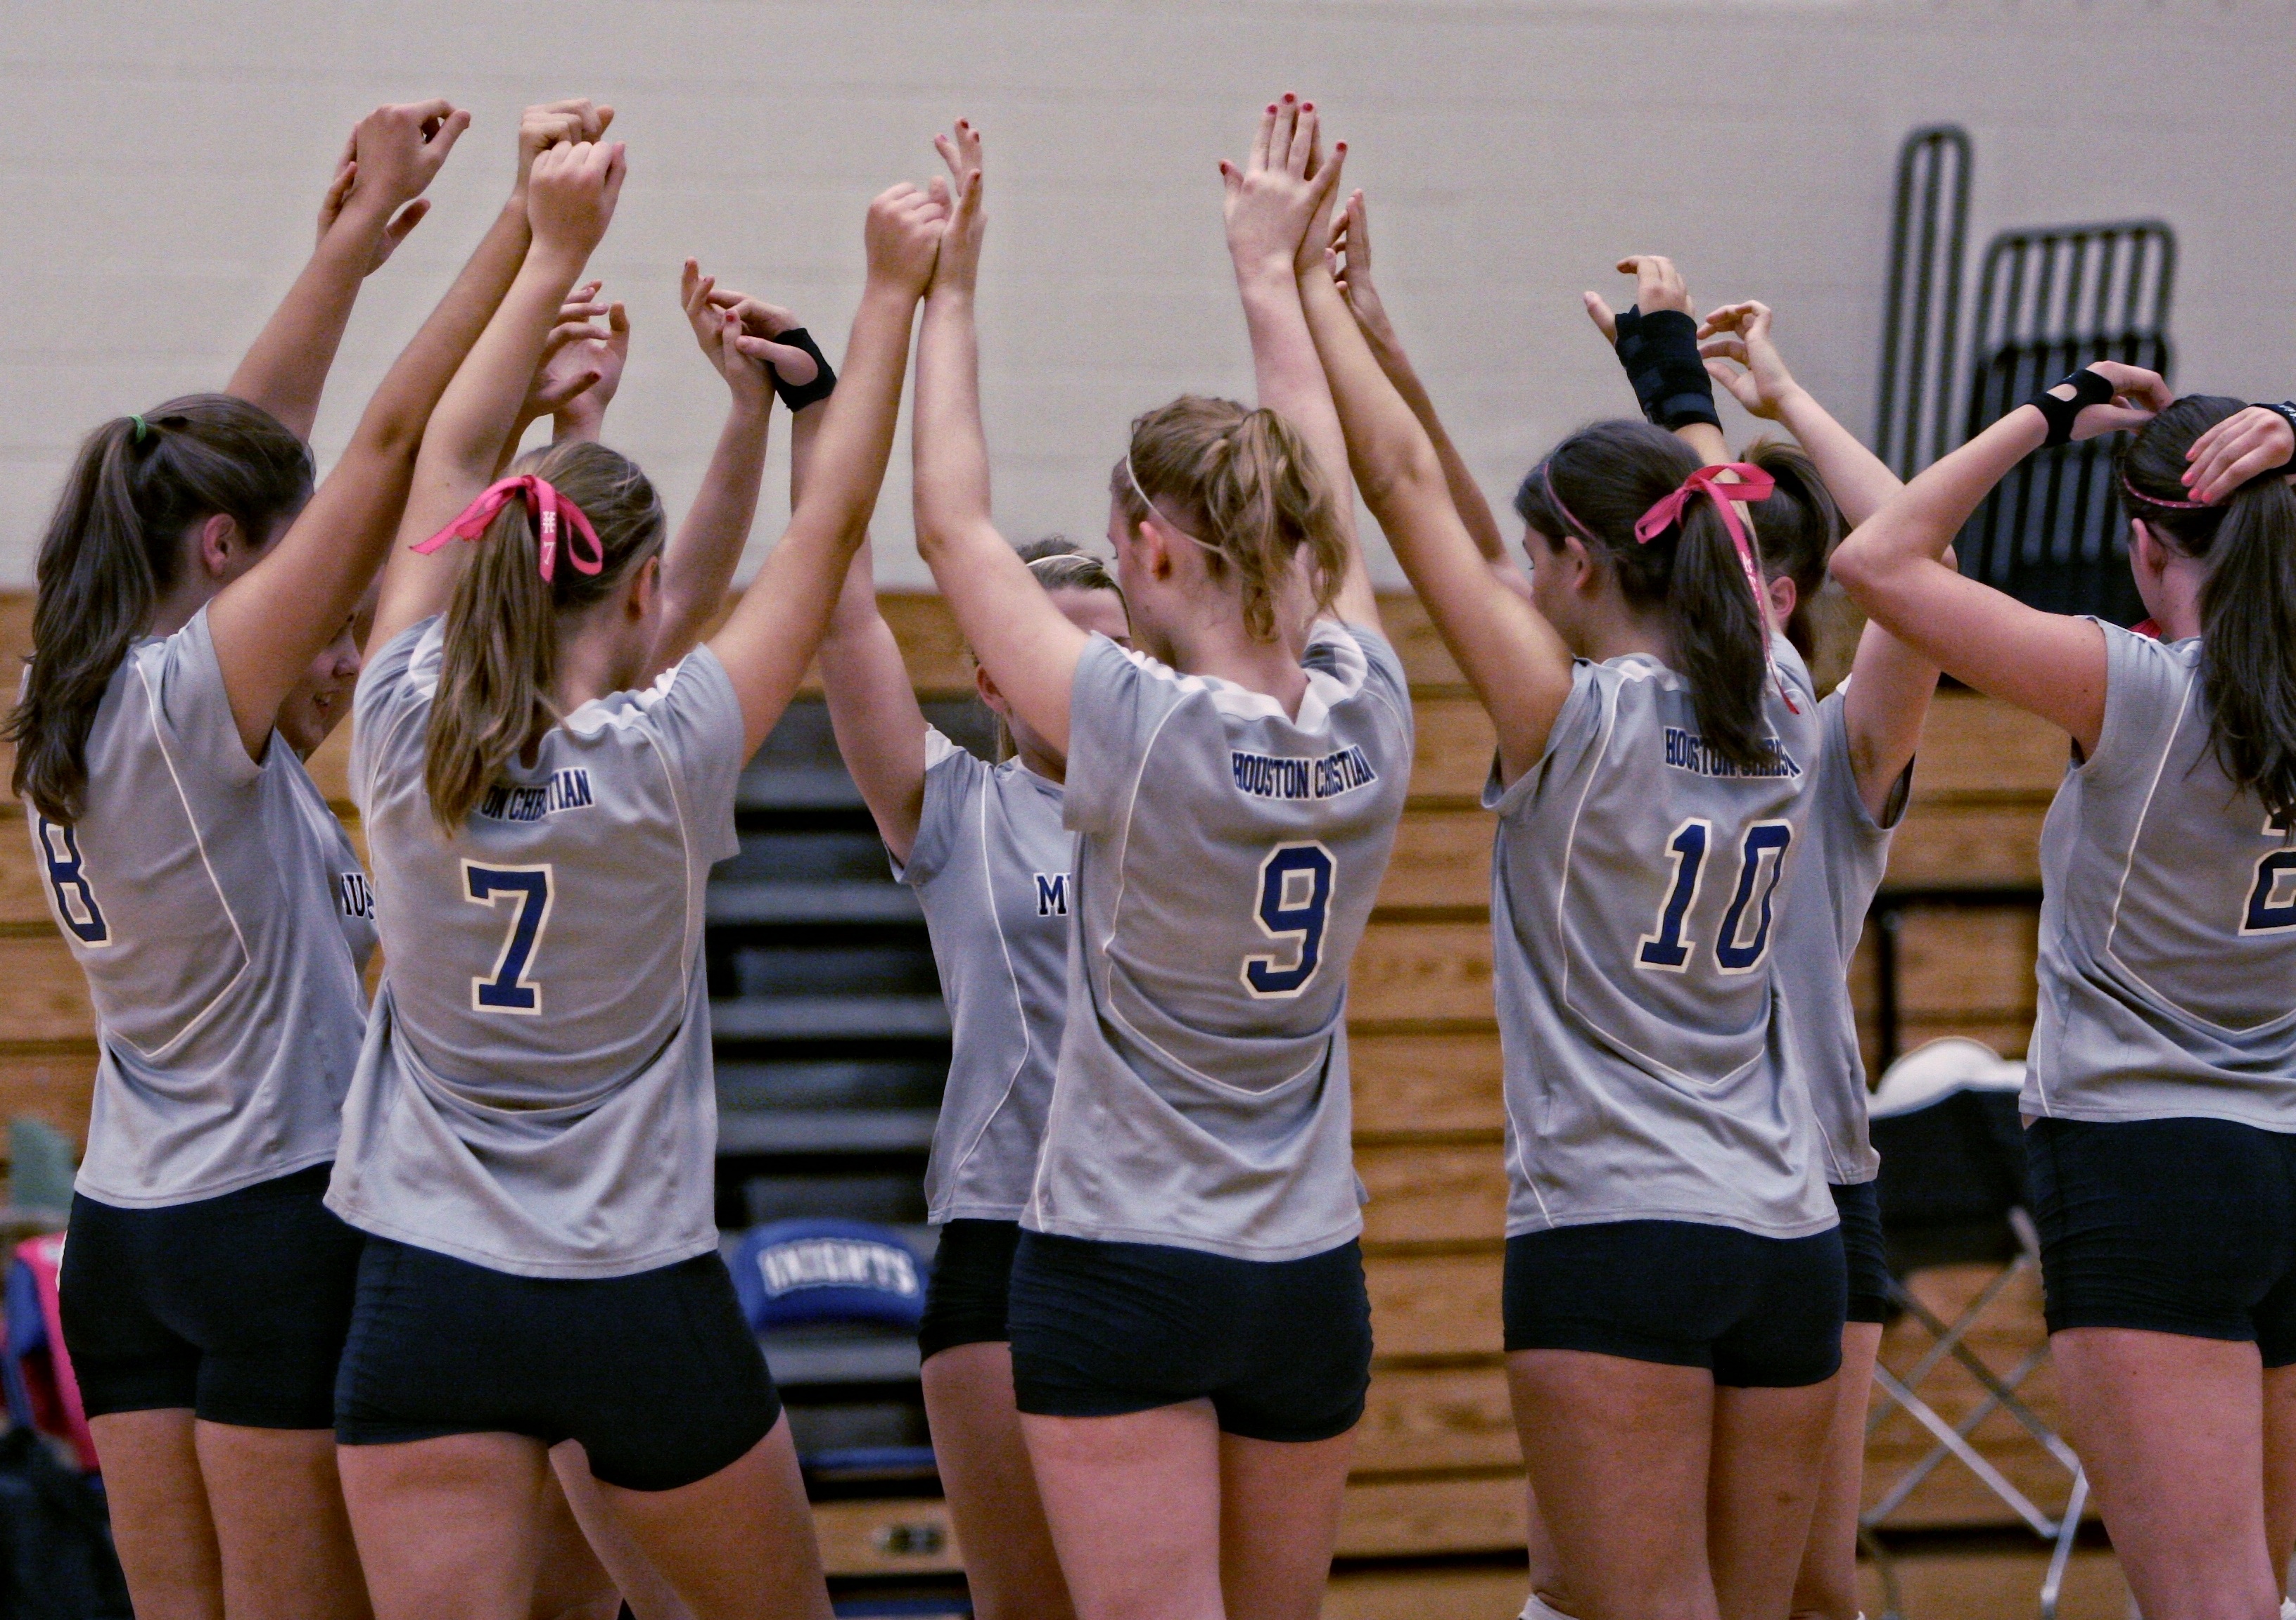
[815,531,1123,1620]
[322,132,946,1619]
[1831,364,2296,1620]
[1691,297,1939,1620]
[1329,193,1939,1616]
[907,105,1408,1620]
[6,97,615,1620]
[1308,210,1845,1612]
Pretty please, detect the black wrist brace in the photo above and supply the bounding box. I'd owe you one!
[2026,368,2117,447]
[1613,306,1720,432]
[2258,402,2296,470]
[769,327,837,412]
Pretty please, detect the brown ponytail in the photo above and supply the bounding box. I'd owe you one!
[1109,396,1346,642]
[6,395,312,822]
[421,440,666,832]
[1741,440,1843,663]
[2119,395,2296,820]
[1513,419,1775,773]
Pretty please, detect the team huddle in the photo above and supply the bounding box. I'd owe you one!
[12,86,2296,1620]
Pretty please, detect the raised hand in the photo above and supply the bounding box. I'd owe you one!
[518,282,624,426]
[694,274,822,388]
[1222,93,1346,280]
[319,101,470,272]
[929,120,986,298]
[864,181,950,297]
[1697,301,1801,421]
[1329,188,1397,345]
[514,98,614,201]
[2058,362,2173,442]
[1583,255,1697,344]
[683,262,805,412]
[2185,404,2296,503]
[526,140,627,262]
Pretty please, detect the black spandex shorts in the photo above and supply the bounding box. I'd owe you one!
[334,1237,782,1491]
[919,1218,1020,1362]
[1007,1230,1372,1443]
[58,1163,363,1429]
[1833,1180,1893,1325]
[1504,1218,1847,1387]
[2028,1115,2296,1364]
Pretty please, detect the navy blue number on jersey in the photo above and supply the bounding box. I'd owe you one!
[1638,817,1794,974]
[2243,812,2296,936]
[35,817,109,946]
[1243,842,1334,999]
[463,862,554,1014]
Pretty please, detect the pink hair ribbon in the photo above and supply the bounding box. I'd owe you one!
[412,475,604,584]
[1633,463,1797,712]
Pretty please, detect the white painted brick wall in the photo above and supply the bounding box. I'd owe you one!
[3,1,2292,587]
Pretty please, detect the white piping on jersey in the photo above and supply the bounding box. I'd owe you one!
[2096,674,2296,1043]
[1111,621,1369,735]
[1095,690,1334,1101]
[115,655,255,1064]
[940,760,1042,1194]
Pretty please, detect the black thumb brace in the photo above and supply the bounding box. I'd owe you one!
[1613,306,1721,433]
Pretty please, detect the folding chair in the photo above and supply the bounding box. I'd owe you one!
[1862,1039,2090,1620]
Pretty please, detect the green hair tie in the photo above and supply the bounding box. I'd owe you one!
[127,414,150,445]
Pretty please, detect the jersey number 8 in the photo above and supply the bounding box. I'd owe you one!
[462,862,554,1014]
[34,817,109,947]
[1637,817,1794,976]
[1243,842,1335,999]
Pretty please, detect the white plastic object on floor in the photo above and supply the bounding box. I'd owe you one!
[1868,1035,2025,1120]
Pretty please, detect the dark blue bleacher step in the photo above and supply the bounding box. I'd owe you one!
[738,699,995,814]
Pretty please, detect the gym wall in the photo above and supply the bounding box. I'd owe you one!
[3,0,2293,589]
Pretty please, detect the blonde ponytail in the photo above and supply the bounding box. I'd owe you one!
[422,440,665,832]
[1111,396,1346,642]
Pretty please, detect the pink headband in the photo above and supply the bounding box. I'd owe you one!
[2119,471,2211,511]
[412,475,604,583]
[1540,462,1597,545]
[1633,462,1794,710]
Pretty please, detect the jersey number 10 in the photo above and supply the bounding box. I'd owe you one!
[1637,817,1794,976]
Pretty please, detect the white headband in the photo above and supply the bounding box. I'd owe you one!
[1124,450,1223,555]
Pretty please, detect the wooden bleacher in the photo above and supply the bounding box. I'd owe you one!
[0,590,2117,1614]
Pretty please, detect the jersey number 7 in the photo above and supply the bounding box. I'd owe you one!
[462,862,554,1014]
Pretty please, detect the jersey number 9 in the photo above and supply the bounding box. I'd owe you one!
[1243,842,1335,999]
[462,862,554,1014]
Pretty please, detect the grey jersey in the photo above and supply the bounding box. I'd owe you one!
[2026,625,2296,1125]
[1026,623,1412,1261]
[1486,643,1835,1239]
[327,618,746,1278]
[894,732,1073,1223]
[35,608,376,1207]
[1775,685,1906,1186]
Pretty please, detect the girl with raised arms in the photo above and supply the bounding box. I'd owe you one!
[1307,214,1847,1616]
[1832,361,2296,1620]
[815,523,1125,1620]
[1328,198,1948,1619]
[908,101,1409,1620]
[321,133,947,1619]
[6,96,620,1620]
